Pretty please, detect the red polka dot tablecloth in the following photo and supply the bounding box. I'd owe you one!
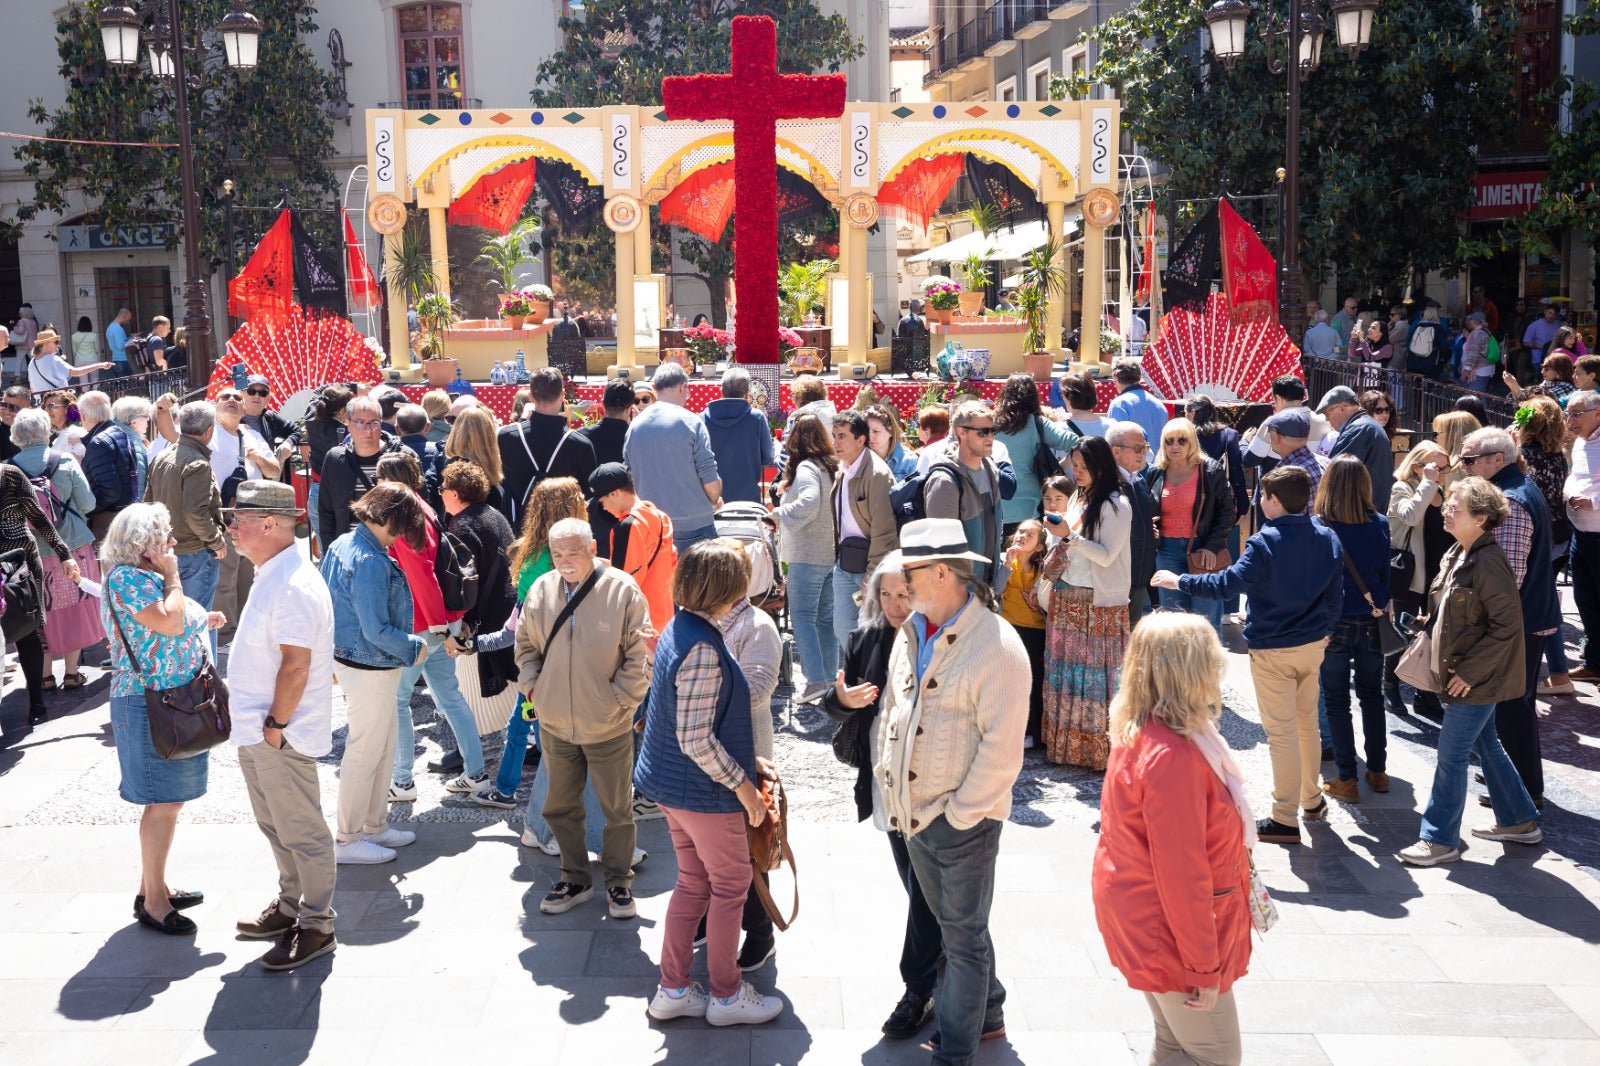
[401,376,1122,424]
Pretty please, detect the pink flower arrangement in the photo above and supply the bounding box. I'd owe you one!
[778,326,804,349]
[684,323,735,366]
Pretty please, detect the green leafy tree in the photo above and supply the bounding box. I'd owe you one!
[1080,0,1517,295]
[529,0,861,320]
[12,1,338,266]
[1513,2,1600,292]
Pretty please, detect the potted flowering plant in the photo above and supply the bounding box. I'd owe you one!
[523,284,554,323]
[682,322,734,371]
[922,277,962,325]
[501,291,534,329]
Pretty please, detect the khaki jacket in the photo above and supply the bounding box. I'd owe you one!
[143,434,224,555]
[832,450,898,573]
[874,600,1029,837]
[1427,536,1526,704]
[515,562,652,745]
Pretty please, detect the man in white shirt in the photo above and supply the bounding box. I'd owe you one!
[1564,392,1600,683]
[224,481,339,972]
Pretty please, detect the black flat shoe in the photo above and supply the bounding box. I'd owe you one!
[134,890,204,916]
[27,707,47,726]
[135,899,197,936]
[427,750,464,774]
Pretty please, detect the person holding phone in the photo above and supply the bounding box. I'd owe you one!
[1386,442,1452,718]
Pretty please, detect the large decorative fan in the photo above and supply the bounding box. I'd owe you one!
[660,161,737,242]
[877,153,964,231]
[449,156,537,234]
[211,308,382,400]
[1142,293,1301,404]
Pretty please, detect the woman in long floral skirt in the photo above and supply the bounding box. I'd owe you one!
[1040,439,1133,770]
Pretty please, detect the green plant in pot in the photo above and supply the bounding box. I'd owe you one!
[476,218,542,300]
[959,251,991,317]
[1018,234,1069,380]
[414,291,460,374]
[779,258,835,327]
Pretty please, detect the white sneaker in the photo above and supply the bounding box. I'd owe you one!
[445,772,491,794]
[387,780,417,803]
[1537,679,1576,697]
[336,839,397,865]
[1470,820,1544,845]
[648,982,710,1021]
[519,828,540,848]
[539,835,561,857]
[632,847,647,868]
[706,981,783,1026]
[368,826,416,848]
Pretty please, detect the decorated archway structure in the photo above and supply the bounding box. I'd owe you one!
[366,89,1119,378]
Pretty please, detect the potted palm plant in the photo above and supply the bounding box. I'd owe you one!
[1018,235,1069,381]
[959,251,991,318]
[779,259,835,327]
[475,217,541,317]
[388,221,436,363]
[415,291,461,386]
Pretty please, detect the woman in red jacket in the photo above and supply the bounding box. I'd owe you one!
[1092,612,1253,1066]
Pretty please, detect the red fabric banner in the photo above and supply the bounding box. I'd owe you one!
[659,161,737,242]
[1135,201,1156,304]
[448,156,537,234]
[344,211,381,314]
[877,154,964,231]
[228,210,295,321]
[1218,197,1278,325]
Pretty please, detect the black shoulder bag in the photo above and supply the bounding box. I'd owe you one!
[109,590,231,760]
[1031,415,1067,483]
[1340,551,1408,656]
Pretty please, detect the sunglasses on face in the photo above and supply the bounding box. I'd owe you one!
[961,425,996,437]
[217,392,242,402]
[245,388,270,398]
[1458,453,1487,467]
[1372,406,1392,414]
[0,403,19,413]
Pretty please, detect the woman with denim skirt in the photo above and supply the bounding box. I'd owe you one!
[100,503,226,935]
[320,483,430,866]
[1398,478,1543,866]
[1313,457,1391,805]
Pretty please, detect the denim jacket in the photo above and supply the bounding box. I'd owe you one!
[319,523,426,669]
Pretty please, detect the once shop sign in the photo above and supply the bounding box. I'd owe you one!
[1469,172,1547,220]
[57,223,180,252]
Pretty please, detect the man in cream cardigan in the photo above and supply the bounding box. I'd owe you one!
[875,518,1029,1065]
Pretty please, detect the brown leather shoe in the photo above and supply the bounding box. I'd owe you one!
[236,899,297,940]
[1365,770,1390,793]
[1569,666,1600,683]
[1322,778,1359,803]
[259,926,336,971]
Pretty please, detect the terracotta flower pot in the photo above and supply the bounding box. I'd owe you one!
[958,291,986,318]
[529,300,551,325]
[1024,351,1056,382]
[423,357,458,387]
[932,307,955,326]
[506,314,527,331]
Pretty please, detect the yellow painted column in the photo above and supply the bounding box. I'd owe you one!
[426,205,451,297]
[1044,199,1066,357]
[384,232,412,368]
[614,229,636,371]
[1080,219,1105,370]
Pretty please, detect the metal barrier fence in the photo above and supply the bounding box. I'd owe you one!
[1299,355,1516,438]
[27,367,196,406]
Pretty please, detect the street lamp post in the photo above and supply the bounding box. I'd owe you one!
[96,1,261,389]
[1204,0,1376,346]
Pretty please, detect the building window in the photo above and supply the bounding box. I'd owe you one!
[1028,59,1052,101]
[1063,46,1087,100]
[997,77,1017,103]
[398,3,465,111]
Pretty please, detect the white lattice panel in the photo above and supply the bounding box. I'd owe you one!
[407,127,604,191]
[642,122,732,184]
[778,120,841,182]
[875,120,1080,186]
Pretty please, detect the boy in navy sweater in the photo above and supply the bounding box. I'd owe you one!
[1154,465,1344,844]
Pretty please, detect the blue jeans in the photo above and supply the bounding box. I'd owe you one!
[1320,617,1387,781]
[523,721,605,851]
[906,816,1006,1066]
[1223,525,1242,614]
[495,700,535,797]
[1545,629,1570,677]
[392,631,486,785]
[674,523,718,551]
[831,565,865,655]
[176,550,220,657]
[307,481,321,554]
[1420,701,1539,848]
[786,561,836,686]
[1155,537,1222,635]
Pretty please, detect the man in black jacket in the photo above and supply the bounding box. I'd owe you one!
[317,395,402,548]
[496,367,596,526]
[241,375,296,451]
[579,379,634,467]
[1108,420,1157,627]
[81,391,145,542]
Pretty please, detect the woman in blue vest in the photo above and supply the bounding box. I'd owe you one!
[636,539,784,1027]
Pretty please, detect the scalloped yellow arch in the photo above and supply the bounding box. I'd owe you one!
[881,130,1074,193]
[412,134,601,195]
[644,132,833,193]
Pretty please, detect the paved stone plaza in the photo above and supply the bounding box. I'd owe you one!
[4,598,1600,1065]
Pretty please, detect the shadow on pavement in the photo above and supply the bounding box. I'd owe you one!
[57,924,227,1021]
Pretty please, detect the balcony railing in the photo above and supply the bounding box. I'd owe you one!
[925,1,1058,79]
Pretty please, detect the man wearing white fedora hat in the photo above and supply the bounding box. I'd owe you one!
[875,518,1029,1063]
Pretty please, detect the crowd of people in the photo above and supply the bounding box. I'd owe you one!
[6,339,1599,1066]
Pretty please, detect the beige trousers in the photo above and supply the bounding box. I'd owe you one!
[335,667,402,844]
[239,740,337,933]
[542,729,637,891]
[1144,990,1241,1066]
[1249,641,1327,825]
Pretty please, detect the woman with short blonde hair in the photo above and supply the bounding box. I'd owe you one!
[1096,612,1250,1066]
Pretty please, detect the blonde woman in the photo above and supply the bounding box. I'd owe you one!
[1142,417,1235,634]
[1386,440,1452,717]
[1093,612,1252,1066]
[443,405,505,514]
[1430,410,1480,472]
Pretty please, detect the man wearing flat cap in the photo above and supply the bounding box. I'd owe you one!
[1318,385,1392,505]
[224,480,339,972]
[874,518,1029,1063]
[1257,408,1327,515]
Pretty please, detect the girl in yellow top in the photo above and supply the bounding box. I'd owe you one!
[1000,518,1049,748]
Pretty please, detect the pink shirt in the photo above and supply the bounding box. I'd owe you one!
[1159,470,1198,541]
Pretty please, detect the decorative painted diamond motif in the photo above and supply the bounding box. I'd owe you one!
[417,113,441,125]
[490,112,513,125]
[891,106,914,119]
[654,110,668,121]
[965,106,988,117]
[562,111,585,124]
[1039,104,1062,117]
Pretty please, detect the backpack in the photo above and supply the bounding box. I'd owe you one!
[1405,322,1442,375]
[124,335,157,372]
[10,455,67,526]
[0,548,40,642]
[889,459,965,530]
[511,424,573,524]
[432,519,479,615]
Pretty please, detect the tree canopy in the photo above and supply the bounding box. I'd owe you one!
[12,0,339,264]
[1080,0,1517,296]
